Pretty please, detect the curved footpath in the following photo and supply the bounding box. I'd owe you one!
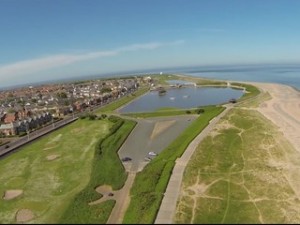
[154,105,232,224]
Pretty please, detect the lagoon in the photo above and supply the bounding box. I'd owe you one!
[118,86,243,113]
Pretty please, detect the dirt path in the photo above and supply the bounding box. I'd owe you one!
[106,172,136,224]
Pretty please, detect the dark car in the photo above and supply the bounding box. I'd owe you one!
[121,157,132,162]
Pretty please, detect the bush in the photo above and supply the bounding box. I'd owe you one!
[18,132,27,137]
[195,108,205,114]
[186,110,191,114]
[88,114,97,120]
[108,115,121,123]
[79,114,87,119]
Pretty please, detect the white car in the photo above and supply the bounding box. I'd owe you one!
[148,151,157,156]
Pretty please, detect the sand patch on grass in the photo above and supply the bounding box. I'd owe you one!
[71,127,84,134]
[150,120,176,140]
[46,134,62,145]
[89,185,115,205]
[43,146,57,151]
[15,209,34,222]
[46,154,59,161]
[3,190,23,200]
[95,185,113,194]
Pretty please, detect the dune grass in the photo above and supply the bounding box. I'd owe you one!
[238,91,272,108]
[231,83,260,102]
[175,108,300,223]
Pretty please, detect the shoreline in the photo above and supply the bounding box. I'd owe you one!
[247,81,300,153]
[177,73,300,156]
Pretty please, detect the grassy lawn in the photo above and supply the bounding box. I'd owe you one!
[122,106,225,224]
[59,116,137,224]
[95,87,149,113]
[0,118,112,224]
[123,105,218,118]
[151,74,179,85]
[237,91,272,108]
[231,82,261,102]
[151,73,228,86]
[175,108,300,223]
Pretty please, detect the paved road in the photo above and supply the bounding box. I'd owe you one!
[118,115,198,172]
[154,106,232,224]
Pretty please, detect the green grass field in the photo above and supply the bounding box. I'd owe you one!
[122,106,212,118]
[59,117,136,224]
[175,108,300,223]
[237,91,272,108]
[0,118,112,223]
[231,82,261,102]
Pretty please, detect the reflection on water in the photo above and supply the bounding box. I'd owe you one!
[119,86,243,113]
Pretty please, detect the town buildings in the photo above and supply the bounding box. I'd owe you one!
[0,76,143,137]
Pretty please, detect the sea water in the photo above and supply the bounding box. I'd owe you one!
[171,64,300,90]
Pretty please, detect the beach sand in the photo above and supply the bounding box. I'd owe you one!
[251,82,300,152]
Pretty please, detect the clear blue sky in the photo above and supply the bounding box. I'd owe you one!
[1,0,300,87]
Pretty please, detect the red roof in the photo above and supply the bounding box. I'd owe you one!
[4,114,16,123]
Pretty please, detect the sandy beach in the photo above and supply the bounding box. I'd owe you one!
[251,82,300,152]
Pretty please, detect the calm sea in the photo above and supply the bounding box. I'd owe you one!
[168,64,300,90]
[2,64,300,91]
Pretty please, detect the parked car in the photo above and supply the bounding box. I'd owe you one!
[148,151,157,156]
[121,157,132,162]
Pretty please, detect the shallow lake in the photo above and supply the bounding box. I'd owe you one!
[118,85,243,113]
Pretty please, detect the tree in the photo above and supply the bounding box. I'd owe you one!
[100,87,112,93]
[195,108,205,114]
[56,91,68,98]
[88,114,97,120]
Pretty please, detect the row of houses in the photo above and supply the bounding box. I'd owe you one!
[0,111,52,136]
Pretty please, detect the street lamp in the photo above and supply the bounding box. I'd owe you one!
[52,117,55,128]
[26,123,29,141]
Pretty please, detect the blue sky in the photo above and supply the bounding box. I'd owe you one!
[1,0,300,87]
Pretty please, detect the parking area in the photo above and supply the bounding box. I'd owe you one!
[118,114,198,172]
